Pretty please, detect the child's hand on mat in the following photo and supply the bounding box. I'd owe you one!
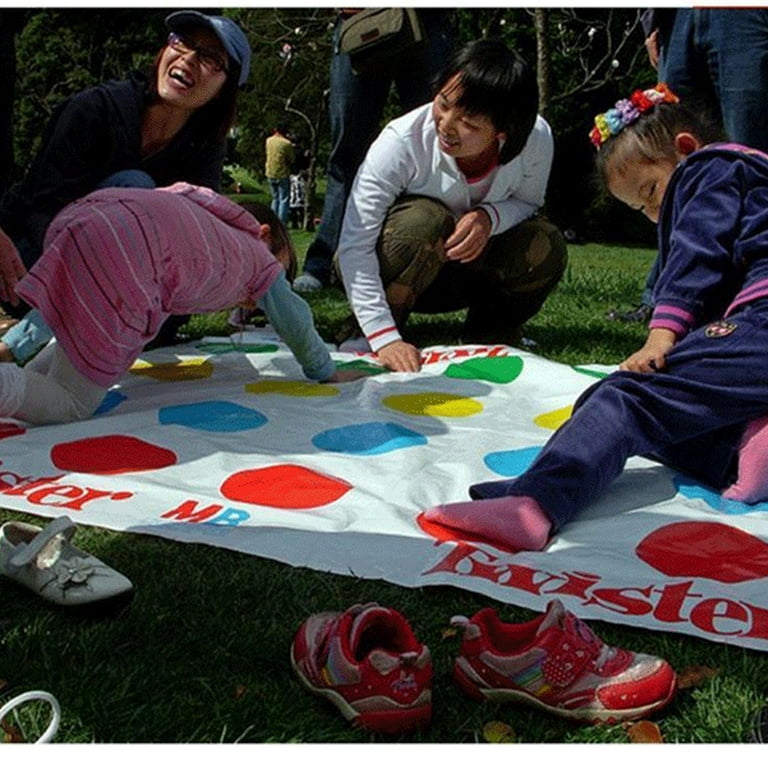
[619,328,676,373]
[378,340,422,373]
[445,209,492,263]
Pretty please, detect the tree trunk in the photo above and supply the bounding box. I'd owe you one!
[533,8,552,117]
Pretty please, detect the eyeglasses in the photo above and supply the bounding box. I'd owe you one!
[167,32,228,75]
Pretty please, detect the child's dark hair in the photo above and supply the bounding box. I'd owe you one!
[238,201,297,282]
[595,101,724,188]
[432,38,538,164]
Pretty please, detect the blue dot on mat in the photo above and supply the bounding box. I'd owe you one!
[674,475,768,515]
[312,421,427,455]
[158,401,267,432]
[95,390,127,415]
[484,446,541,476]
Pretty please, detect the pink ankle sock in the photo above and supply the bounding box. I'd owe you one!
[423,495,552,551]
[723,415,768,503]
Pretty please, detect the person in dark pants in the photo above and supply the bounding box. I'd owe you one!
[292,9,455,293]
[612,7,768,322]
[265,123,294,225]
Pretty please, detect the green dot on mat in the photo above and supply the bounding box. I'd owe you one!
[572,365,609,380]
[444,356,523,384]
[335,359,386,375]
[196,342,280,354]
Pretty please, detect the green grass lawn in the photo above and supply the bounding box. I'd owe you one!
[1,235,766,745]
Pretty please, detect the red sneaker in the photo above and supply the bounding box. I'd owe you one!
[290,603,432,734]
[451,600,676,724]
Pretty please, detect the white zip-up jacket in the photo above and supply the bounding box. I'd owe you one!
[336,102,554,351]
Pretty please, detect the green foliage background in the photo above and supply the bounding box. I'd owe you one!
[5,7,658,244]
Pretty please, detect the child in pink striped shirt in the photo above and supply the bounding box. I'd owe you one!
[0,182,360,425]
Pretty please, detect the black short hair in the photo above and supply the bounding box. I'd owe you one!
[433,39,539,164]
[238,201,297,282]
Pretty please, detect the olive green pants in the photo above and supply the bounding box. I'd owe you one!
[337,195,568,344]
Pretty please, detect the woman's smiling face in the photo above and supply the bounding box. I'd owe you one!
[156,27,229,111]
[431,74,506,163]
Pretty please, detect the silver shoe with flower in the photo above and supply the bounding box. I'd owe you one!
[0,516,134,610]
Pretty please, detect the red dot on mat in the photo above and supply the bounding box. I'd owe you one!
[0,422,25,439]
[415,512,519,554]
[221,464,352,509]
[51,435,177,475]
[636,521,768,584]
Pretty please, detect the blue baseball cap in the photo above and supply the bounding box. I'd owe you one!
[166,10,251,87]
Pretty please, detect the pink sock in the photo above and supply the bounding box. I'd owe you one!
[423,496,552,551]
[723,415,768,503]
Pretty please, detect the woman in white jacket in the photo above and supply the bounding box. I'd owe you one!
[334,39,567,372]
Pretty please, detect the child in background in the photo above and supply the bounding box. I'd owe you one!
[425,84,768,551]
[289,171,307,230]
[0,182,360,425]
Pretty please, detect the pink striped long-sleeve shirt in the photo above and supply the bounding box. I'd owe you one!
[18,183,283,387]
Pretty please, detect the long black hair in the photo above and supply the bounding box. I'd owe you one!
[433,39,539,164]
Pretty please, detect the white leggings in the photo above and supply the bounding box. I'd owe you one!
[0,342,107,425]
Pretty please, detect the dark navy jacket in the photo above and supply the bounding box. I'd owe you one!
[0,72,226,259]
[651,143,768,337]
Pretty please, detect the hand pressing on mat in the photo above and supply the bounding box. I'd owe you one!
[377,340,422,373]
[619,328,676,374]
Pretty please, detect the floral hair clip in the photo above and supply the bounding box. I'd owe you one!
[589,83,679,148]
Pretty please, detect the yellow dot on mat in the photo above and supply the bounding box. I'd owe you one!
[534,405,573,430]
[130,358,213,381]
[382,392,483,418]
[244,380,339,397]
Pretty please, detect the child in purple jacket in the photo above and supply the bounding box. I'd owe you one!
[426,84,768,550]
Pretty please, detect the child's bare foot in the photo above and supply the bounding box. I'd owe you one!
[723,415,768,503]
[423,495,552,551]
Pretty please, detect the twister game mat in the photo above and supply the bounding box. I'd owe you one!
[2,329,768,651]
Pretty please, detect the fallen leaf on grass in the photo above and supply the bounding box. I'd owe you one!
[625,720,664,743]
[482,720,516,743]
[441,628,457,640]
[0,681,23,742]
[233,684,247,700]
[676,665,719,690]
[1,719,24,743]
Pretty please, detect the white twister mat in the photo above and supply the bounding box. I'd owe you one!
[3,328,768,651]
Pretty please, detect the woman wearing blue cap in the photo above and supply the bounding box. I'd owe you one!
[0,10,251,363]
